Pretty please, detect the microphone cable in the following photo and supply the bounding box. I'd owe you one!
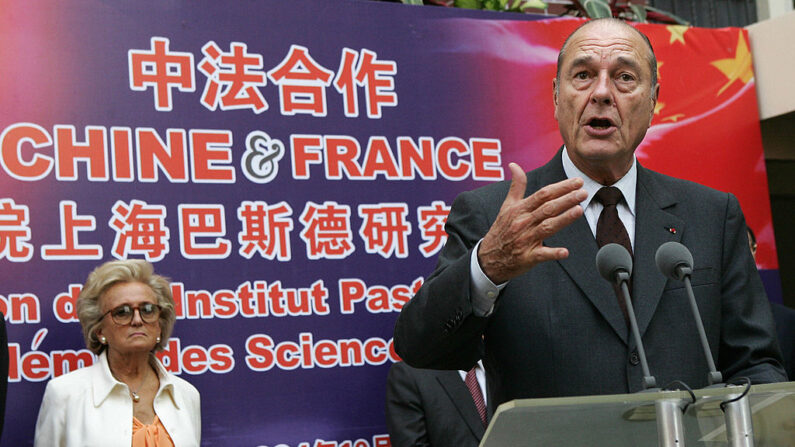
[662,380,696,413]
[719,376,751,413]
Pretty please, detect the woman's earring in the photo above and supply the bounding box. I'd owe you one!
[156,336,161,343]
[99,336,107,344]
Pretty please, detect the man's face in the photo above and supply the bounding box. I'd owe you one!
[554,21,658,184]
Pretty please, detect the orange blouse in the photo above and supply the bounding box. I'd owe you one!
[132,415,174,447]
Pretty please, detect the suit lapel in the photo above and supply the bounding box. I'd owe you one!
[632,165,684,337]
[436,371,486,439]
[537,152,629,344]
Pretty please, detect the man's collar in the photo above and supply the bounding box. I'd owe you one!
[561,146,637,215]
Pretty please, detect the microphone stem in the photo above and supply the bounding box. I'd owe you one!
[683,275,721,383]
[620,280,655,388]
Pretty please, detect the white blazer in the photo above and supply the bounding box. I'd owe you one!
[34,351,201,447]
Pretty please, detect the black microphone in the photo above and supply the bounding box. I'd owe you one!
[654,241,693,281]
[596,243,657,390]
[596,242,633,283]
[655,241,723,385]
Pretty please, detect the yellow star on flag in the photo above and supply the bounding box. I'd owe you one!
[667,25,689,45]
[656,61,663,82]
[662,114,685,122]
[711,32,754,96]
[654,101,665,116]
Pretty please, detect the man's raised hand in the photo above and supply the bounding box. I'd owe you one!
[477,163,587,284]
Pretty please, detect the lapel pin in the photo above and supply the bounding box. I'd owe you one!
[666,226,677,234]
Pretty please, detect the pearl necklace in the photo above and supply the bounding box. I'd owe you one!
[129,370,148,403]
[108,358,151,403]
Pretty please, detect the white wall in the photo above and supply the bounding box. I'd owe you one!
[747,10,795,121]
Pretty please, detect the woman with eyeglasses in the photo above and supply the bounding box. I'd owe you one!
[34,259,201,446]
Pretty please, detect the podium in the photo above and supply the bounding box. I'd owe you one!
[480,382,795,447]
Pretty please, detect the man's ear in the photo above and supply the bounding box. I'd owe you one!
[649,83,660,125]
[553,78,559,119]
[553,78,559,106]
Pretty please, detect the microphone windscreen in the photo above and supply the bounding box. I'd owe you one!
[595,243,633,282]
[655,241,694,280]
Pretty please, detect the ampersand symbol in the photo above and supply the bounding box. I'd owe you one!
[242,131,284,184]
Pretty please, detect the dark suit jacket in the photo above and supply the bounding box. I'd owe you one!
[772,303,795,380]
[394,151,786,411]
[385,361,485,447]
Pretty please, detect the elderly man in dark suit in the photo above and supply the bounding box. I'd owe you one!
[385,361,487,447]
[394,18,785,411]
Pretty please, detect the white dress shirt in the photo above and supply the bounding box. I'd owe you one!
[469,148,637,316]
[34,350,201,447]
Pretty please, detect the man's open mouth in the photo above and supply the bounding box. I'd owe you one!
[588,118,614,129]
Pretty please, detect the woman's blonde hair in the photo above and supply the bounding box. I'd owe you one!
[76,259,175,355]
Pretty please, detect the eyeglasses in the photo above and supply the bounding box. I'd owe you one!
[102,303,161,325]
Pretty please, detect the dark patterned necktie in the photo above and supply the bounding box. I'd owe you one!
[465,366,487,427]
[595,186,632,322]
